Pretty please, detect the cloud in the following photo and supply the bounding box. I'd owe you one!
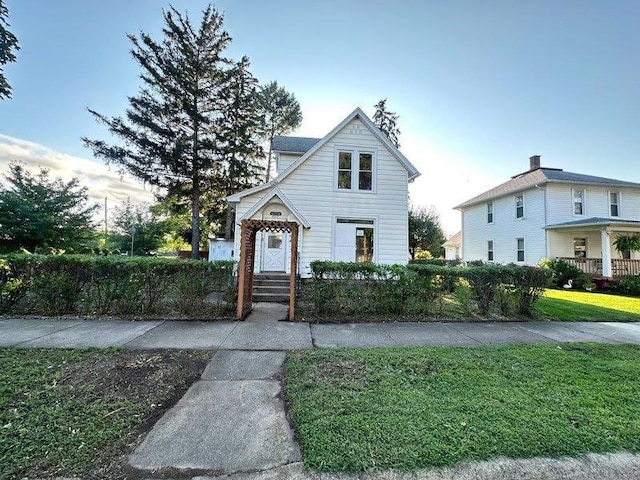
[0,134,156,224]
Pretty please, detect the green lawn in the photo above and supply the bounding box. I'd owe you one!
[0,348,210,480]
[285,344,640,472]
[534,289,640,321]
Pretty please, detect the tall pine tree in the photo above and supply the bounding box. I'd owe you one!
[83,5,262,258]
[257,81,302,182]
[373,99,401,148]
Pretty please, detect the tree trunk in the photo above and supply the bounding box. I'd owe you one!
[191,181,200,259]
[224,204,234,240]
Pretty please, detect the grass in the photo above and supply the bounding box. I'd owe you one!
[534,289,640,321]
[285,343,640,472]
[0,348,211,480]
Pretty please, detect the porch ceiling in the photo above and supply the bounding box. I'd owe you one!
[546,217,640,231]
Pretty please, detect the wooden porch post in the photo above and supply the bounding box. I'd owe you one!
[236,221,248,320]
[288,222,299,321]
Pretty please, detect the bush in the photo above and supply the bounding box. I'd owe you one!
[618,275,640,297]
[540,258,586,289]
[0,254,236,317]
[303,261,550,318]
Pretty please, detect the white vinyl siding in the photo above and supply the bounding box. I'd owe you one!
[276,153,302,174]
[234,118,409,277]
[547,184,640,224]
[462,187,546,265]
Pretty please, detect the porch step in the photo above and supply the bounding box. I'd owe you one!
[252,273,294,303]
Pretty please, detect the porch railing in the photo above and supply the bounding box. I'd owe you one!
[557,257,640,278]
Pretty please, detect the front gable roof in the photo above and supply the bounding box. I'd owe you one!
[239,187,311,228]
[455,167,640,210]
[227,107,420,203]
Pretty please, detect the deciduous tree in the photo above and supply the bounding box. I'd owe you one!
[0,0,20,100]
[408,205,446,259]
[0,163,98,252]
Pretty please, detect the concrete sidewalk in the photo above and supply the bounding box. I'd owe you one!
[2,308,640,350]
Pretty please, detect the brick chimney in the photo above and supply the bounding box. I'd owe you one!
[529,155,541,171]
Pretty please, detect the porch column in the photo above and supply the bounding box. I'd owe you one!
[601,229,613,278]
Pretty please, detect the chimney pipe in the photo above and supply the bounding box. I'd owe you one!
[529,155,541,171]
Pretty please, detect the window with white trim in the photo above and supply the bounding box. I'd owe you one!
[516,238,525,262]
[573,238,587,258]
[573,189,585,215]
[515,195,524,219]
[336,149,375,191]
[487,202,494,223]
[609,192,620,217]
[487,240,494,261]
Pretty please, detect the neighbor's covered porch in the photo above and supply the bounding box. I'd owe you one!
[547,218,640,279]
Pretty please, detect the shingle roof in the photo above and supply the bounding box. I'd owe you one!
[455,168,640,210]
[271,136,321,154]
[443,231,461,247]
[546,217,640,229]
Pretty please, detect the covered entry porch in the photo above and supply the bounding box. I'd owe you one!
[547,218,640,279]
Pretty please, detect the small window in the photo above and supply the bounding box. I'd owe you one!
[515,195,524,219]
[487,202,494,223]
[610,192,620,217]
[337,151,352,190]
[267,234,282,249]
[573,189,584,215]
[358,153,373,191]
[573,238,587,258]
[516,238,525,262]
[487,240,494,261]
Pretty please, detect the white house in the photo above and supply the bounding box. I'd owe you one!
[443,231,461,261]
[455,155,640,278]
[226,108,420,278]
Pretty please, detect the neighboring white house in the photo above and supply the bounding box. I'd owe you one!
[455,155,640,278]
[225,108,420,278]
[443,231,461,261]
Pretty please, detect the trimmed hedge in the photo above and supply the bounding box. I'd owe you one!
[0,254,236,317]
[300,261,551,318]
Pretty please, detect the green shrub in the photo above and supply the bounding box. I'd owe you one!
[0,258,27,313]
[618,275,640,297]
[304,261,550,318]
[0,254,236,317]
[540,258,586,289]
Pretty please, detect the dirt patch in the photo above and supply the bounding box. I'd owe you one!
[25,349,213,480]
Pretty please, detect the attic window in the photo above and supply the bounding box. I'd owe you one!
[336,148,375,192]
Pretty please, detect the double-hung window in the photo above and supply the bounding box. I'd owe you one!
[515,195,524,219]
[336,149,375,192]
[516,238,525,262]
[610,192,620,217]
[487,240,494,261]
[487,202,494,223]
[573,189,585,215]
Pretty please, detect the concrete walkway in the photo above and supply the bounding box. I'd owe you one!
[2,307,640,350]
[4,305,640,479]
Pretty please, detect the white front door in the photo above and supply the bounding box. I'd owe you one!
[262,232,287,272]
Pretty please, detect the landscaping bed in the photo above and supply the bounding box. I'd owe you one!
[285,344,640,472]
[0,348,213,480]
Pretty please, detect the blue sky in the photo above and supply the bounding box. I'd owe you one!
[2,0,640,234]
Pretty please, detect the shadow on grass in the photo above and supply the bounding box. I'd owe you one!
[534,295,640,322]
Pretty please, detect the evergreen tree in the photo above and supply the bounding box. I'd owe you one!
[408,206,446,259]
[83,5,260,258]
[257,81,302,182]
[0,0,20,100]
[373,98,401,148]
[0,163,98,252]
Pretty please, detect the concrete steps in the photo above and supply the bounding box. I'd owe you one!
[253,273,292,303]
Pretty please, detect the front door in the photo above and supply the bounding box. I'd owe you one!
[262,232,287,272]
